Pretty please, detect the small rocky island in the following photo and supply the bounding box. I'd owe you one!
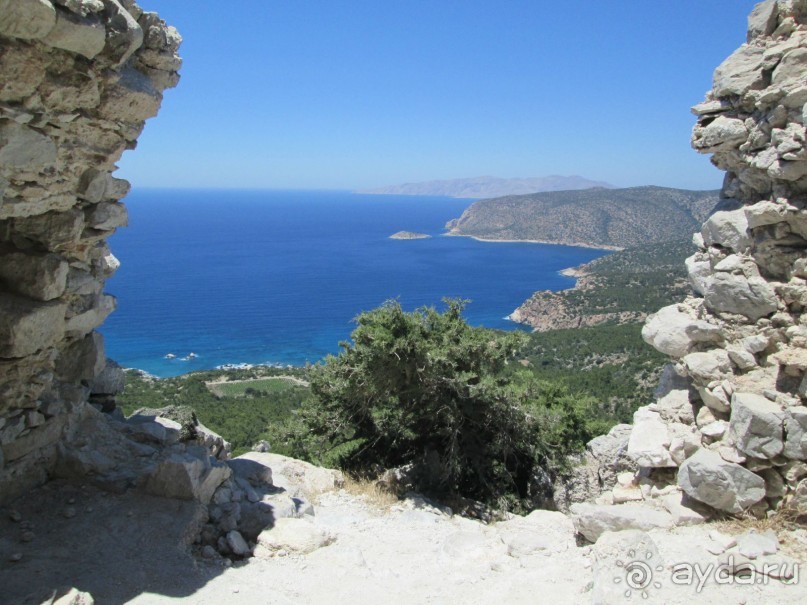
[389,231,431,240]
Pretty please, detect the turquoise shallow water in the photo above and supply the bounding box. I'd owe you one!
[102,189,607,376]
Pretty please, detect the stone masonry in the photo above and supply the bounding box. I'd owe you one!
[0,0,181,503]
[635,0,807,517]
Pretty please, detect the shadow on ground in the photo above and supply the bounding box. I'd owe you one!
[0,479,226,605]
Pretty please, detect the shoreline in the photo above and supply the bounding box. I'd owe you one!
[441,231,623,251]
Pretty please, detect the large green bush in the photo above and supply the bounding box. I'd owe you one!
[280,300,605,511]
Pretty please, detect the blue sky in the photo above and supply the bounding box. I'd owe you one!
[121,1,759,190]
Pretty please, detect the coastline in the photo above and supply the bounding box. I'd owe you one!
[441,231,624,252]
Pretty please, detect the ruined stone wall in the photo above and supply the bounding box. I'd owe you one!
[0,0,180,503]
[637,0,807,516]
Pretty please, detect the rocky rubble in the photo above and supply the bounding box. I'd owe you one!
[0,0,181,502]
[566,0,807,537]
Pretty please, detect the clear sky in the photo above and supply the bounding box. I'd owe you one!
[120,0,760,191]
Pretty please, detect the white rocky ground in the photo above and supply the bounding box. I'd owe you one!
[2,466,805,605]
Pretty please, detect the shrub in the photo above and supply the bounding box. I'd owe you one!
[281,299,602,511]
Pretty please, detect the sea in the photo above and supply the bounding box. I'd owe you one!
[103,189,607,377]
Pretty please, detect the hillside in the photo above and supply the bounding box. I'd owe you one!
[510,238,694,331]
[445,186,719,249]
[358,175,613,198]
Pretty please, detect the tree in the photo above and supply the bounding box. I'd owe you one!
[283,299,594,511]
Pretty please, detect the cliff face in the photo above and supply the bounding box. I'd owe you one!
[0,0,181,502]
[633,0,807,516]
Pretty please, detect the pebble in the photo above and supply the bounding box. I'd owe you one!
[202,545,216,559]
[9,553,22,562]
[223,558,232,568]
[68,498,76,504]
[63,507,76,519]
[9,510,22,522]
[20,531,34,543]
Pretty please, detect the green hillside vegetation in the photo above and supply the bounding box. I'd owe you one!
[515,323,668,423]
[511,238,694,331]
[445,186,718,249]
[117,366,313,456]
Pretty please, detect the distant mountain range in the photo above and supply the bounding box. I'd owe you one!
[445,186,720,249]
[358,175,614,198]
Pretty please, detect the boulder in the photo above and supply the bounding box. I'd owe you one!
[254,517,334,556]
[627,407,676,468]
[711,44,767,97]
[0,121,57,169]
[642,304,721,358]
[494,509,576,556]
[225,529,251,557]
[682,349,731,384]
[237,452,343,498]
[677,448,765,513]
[701,208,751,252]
[729,392,785,459]
[704,272,778,320]
[693,117,749,153]
[656,389,695,424]
[90,358,125,396]
[747,0,779,41]
[0,0,56,40]
[143,448,231,504]
[784,406,807,459]
[42,5,106,58]
[0,252,68,301]
[569,502,674,543]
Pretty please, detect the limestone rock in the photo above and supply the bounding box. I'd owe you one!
[0,294,66,358]
[494,509,577,557]
[682,349,731,384]
[642,304,721,358]
[784,406,807,459]
[42,6,106,58]
[237,452,344,499]
[254,517,334,556]
[0,252,68,301]
[225,529,251,557]
[143,449,231,504]
[627,407,676,468]
[693,117,749,153]
[0,0,57,40]
[703,272,778,320]
[677,448,765,513]
[656,389,695,424]
[570,502,674,543]
[701,207,751,251]
[747,0,779,40]
[0,122,57,170]
[711,44,767,97]
[729,392,785,459]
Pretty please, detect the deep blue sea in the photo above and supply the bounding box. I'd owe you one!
[103,189,606,376]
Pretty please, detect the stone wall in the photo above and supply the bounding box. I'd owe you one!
[636,0,807,516]
[0,0,180,503]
